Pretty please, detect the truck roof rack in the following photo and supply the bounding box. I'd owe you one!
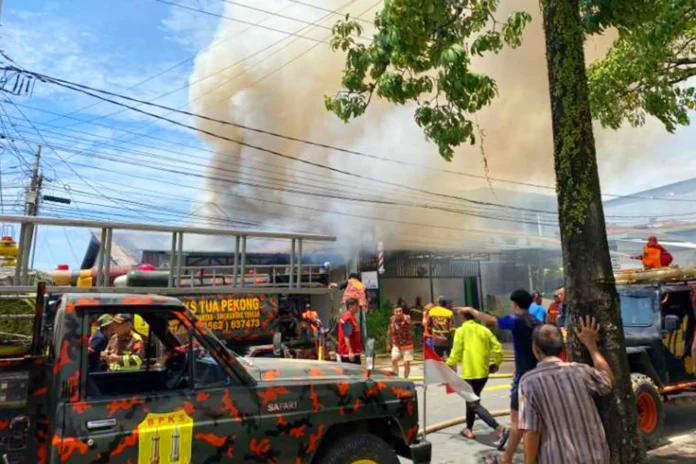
[0,215,336,292]
[615,267,696,285]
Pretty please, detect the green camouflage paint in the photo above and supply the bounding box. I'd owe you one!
[2,293,420,463]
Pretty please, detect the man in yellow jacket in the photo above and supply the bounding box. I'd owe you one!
[447,310,510,447]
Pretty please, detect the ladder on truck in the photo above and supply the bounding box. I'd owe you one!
[0,214,337,296]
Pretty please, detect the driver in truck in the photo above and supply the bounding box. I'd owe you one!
[102,313,144,371]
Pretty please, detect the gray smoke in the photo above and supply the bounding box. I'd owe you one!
[187,0,661,255]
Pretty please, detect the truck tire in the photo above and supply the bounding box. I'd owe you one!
[315,433,399,464]
[632,373,664,449]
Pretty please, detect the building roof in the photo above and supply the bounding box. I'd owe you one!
[604,177,696,208]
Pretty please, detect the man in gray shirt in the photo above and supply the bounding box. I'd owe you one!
[519,318,614,464]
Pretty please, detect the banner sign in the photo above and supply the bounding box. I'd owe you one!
[180,293,278,342]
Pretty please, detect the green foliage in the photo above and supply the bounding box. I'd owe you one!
[580,0,661,33]
[588,1,696,132]
[0,298,34,356]
[326,0,696,159]
[365,299,393,353]
[325,0,531,161]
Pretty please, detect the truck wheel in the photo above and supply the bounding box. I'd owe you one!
[632,373,664,449]
[316,433,399,464]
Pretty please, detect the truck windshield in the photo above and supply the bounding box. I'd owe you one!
[619,292,656,327]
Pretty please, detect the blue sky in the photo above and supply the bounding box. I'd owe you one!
[1,0,696,271]
[0,0,227,268]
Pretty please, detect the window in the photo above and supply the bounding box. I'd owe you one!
[619,293,656,327]
[84,310,229,398]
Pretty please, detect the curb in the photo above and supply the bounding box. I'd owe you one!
[407,373,514,381]
[421,409,510,435]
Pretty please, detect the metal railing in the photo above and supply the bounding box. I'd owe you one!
[176,263,325,288]
[0,215,336,290]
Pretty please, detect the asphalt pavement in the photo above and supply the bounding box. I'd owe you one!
[391,362,696,463]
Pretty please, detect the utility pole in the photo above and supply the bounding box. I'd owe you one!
[25,145,42,216]
[26,145,41,270]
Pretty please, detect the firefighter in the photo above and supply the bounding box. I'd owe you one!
[302,304,323,359]
[631,236,673,269]
[102,314,144,371]
[301,304,321,339]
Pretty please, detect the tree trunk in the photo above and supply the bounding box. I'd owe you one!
[539,1,644,462]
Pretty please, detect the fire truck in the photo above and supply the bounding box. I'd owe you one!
[0,215,343,360]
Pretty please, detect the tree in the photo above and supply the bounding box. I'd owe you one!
[588,1,696,132]
[324,1,688,462]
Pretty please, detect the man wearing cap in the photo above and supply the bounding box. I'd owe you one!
[102,314,144,371]
[88,314,115,371]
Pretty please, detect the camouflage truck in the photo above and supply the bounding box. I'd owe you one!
[613,267,696,448]
[0,285,431,464]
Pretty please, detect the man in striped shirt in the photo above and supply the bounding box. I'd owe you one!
[519,318,614,464]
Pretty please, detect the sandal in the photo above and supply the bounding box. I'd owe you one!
[460,428,476,439]
[493,427,510,451]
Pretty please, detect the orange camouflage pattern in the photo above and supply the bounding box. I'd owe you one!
[1,293,421,463]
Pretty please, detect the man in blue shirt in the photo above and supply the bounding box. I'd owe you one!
[460,289,541,464]
[528,291,546,323]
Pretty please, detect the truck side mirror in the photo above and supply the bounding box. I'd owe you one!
[272,332,282,356]
[365,339,375,372]
[664,315,680,332]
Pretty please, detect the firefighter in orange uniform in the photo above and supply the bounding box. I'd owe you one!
[632,236,673,269]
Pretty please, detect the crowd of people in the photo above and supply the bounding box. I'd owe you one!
[359,288,614,464]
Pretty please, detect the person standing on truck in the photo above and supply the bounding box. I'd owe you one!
[338,298,363,365]
[631,236,673,269]
[447,310,509,446]
[387,306,414,378]
[102,314,144,371]
[339,273,368,309]
[426,296,455,358]
[461,289,541,463]
[88,314,115,371]
[519,320,614,464]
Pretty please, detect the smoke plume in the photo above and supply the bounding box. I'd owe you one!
[187,0,663,255]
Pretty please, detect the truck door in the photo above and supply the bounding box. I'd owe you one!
[58,309,260,463]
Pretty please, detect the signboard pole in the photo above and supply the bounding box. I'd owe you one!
[378,241,385,275]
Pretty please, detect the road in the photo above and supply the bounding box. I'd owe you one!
[394,363,696,463]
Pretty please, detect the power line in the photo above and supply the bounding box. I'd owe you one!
[36,146,560,226]
[55,0,364,170]
[280,0,374,24]
[215,0,361,36]
[37,155,562,241]
[153,0,337,44]
[6,67,562,216]
[9,101,696,225]
[1,95,157,222]
[10,121,555,221]
[16,69,696,209]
